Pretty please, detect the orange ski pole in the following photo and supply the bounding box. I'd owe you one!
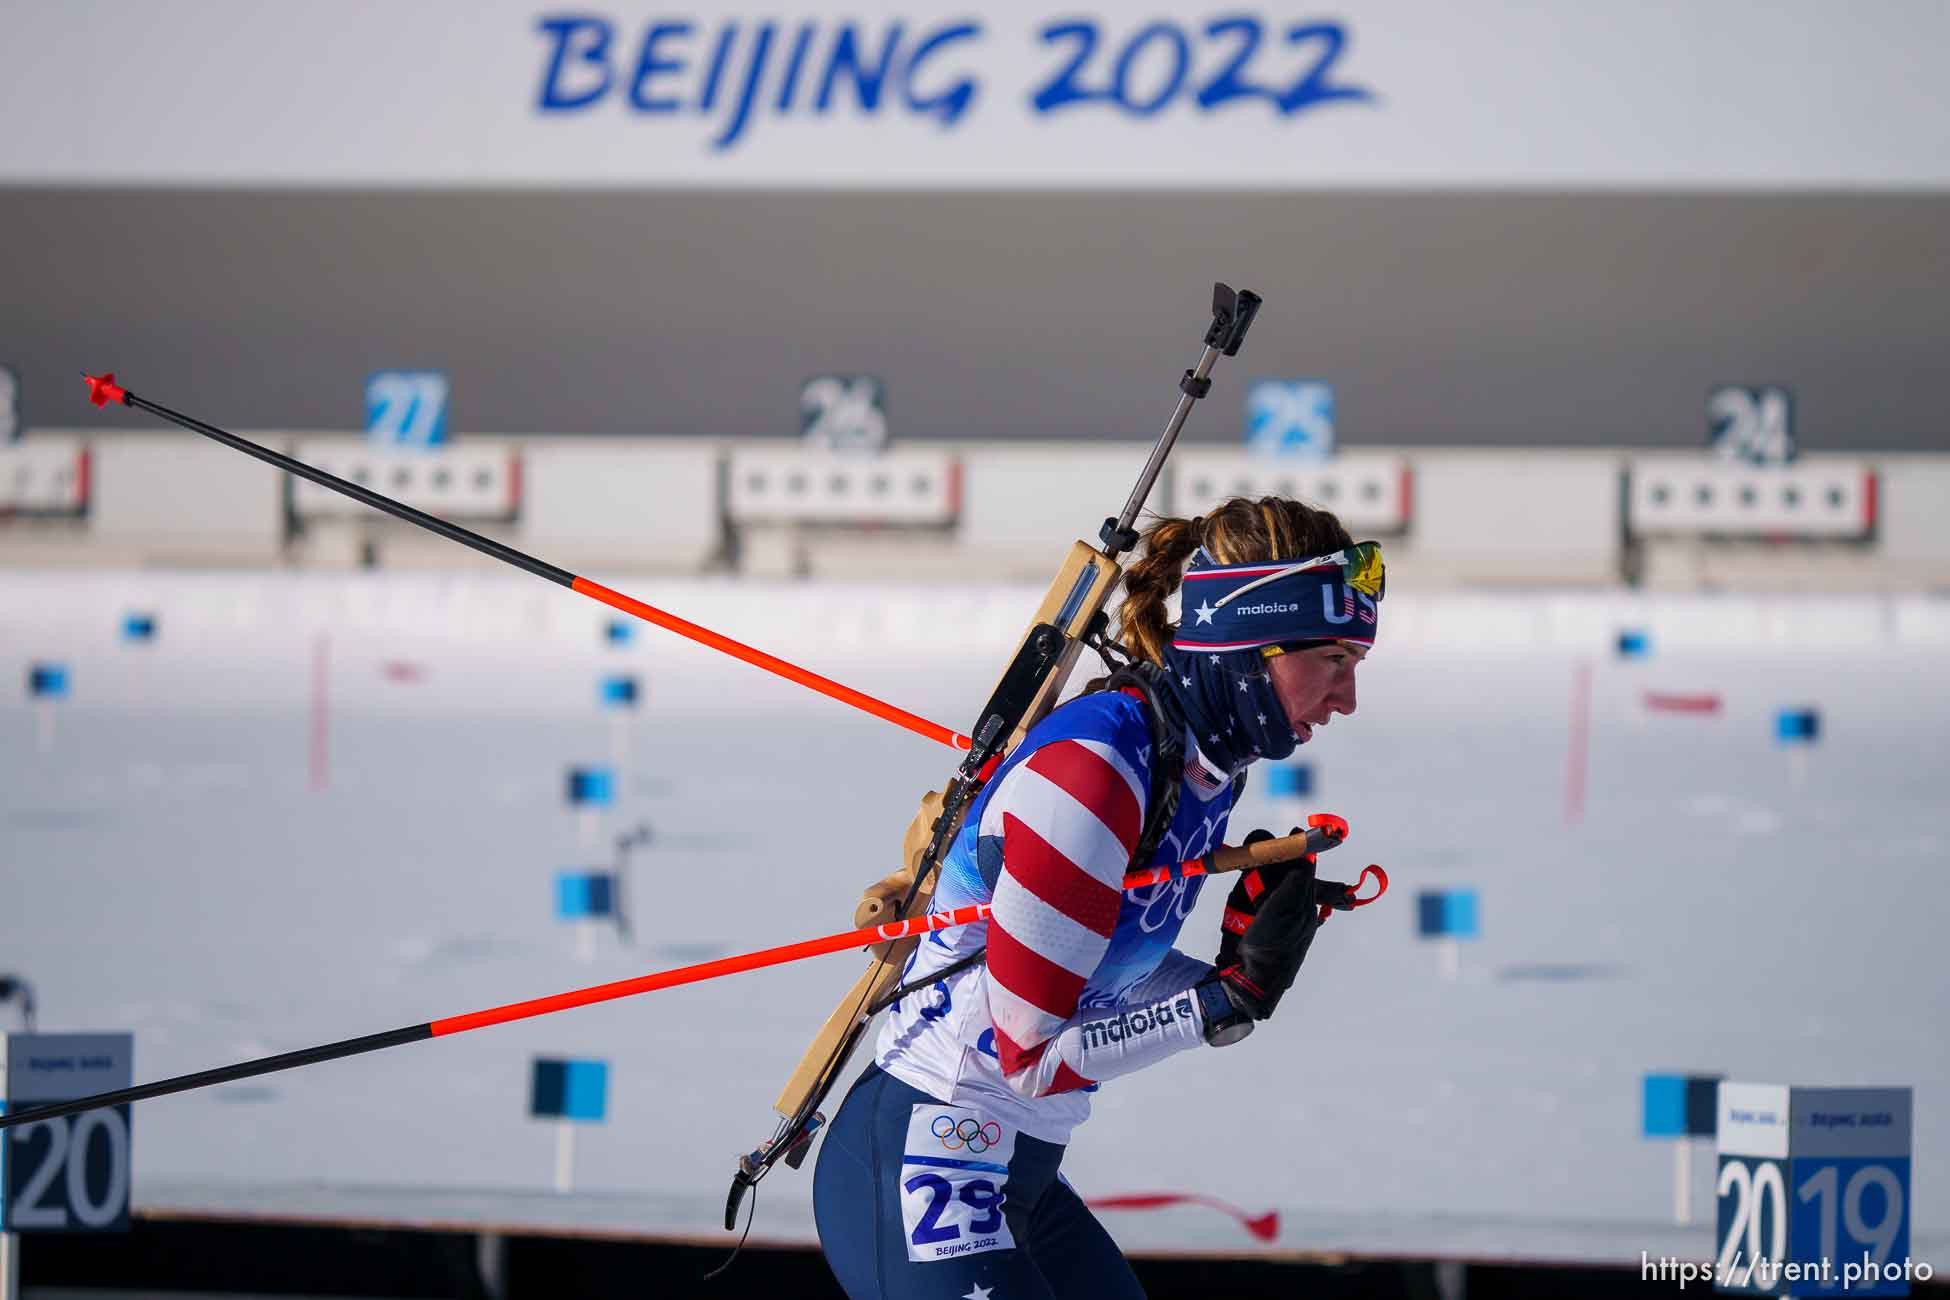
[80,373,972,753]
[0,901,994,1133]
[1,826,1382,1132]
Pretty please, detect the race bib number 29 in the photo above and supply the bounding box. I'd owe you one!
[899,1104,1016,1263]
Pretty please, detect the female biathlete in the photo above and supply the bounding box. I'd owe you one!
[812,497,1381,1299]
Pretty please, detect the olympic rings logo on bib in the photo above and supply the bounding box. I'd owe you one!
[931,1114,1003,1154]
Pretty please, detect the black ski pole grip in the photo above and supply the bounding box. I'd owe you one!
[1203,283,1263,356]
[1313,877,1359,911]
[1221,288,1262,355]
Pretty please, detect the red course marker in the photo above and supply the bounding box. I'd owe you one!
[1642,690,1723,715]
[1566,659,1592,825]
[1090,1192,1280,1242]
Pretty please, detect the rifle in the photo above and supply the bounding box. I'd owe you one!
[725,282,1263,1225]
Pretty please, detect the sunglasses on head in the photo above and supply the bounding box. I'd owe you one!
[1259,639,1339,660]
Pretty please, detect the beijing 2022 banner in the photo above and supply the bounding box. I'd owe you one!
[4,0,1947,188]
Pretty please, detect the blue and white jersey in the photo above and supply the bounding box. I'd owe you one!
[874,688,1236,1145]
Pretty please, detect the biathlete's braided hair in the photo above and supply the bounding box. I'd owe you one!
[1114,496,1355,668]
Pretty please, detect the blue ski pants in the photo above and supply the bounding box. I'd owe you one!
[812,1065,1145,1299]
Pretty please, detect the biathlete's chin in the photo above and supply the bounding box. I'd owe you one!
[1291,722,1313,745]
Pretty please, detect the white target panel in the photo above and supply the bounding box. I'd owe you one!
[727,447,959,526]
[0,439,89,514]
[1627,457,1876,540]
[3,1033,135,1235]
[290,443,521,521]
[1171,452,1411,535]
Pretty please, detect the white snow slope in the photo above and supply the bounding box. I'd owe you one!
[3,572,1945,1265]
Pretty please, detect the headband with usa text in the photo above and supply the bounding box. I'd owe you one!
[1171,541,1385,653]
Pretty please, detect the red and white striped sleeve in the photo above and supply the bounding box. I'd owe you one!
[981,736,1146,1096]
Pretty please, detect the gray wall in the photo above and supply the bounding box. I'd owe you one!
[2,188,1944,449]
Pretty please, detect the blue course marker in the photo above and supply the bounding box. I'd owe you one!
[604,619,635,647]
[27,663,70,698]
[1265,763,1313,798]
[1642,1073,1721,1138]
[122,613,158,643]
[1616,629,1652,659]
[566,766,615,807]
[600,675,639,709]
[530,1058,608,1122]
[555,871,617,919]
[1416,889,1480,939]
[1775,708,1821,744]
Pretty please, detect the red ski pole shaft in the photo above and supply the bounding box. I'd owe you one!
[0,902,994,1132]
[429,903,991,1038]
[859,819,1367,927]
[80,374,972,754]
[0,827,1387,1132]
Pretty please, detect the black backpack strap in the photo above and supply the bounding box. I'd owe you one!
[1101,664,1185,871]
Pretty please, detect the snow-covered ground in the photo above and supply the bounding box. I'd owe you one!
[3,572,1946,1265]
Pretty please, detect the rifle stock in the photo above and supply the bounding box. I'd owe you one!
[771,540,1124,1119]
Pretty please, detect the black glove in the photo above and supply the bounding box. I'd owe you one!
[1216,850,1324,1021]
[1215,827,1314,970]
